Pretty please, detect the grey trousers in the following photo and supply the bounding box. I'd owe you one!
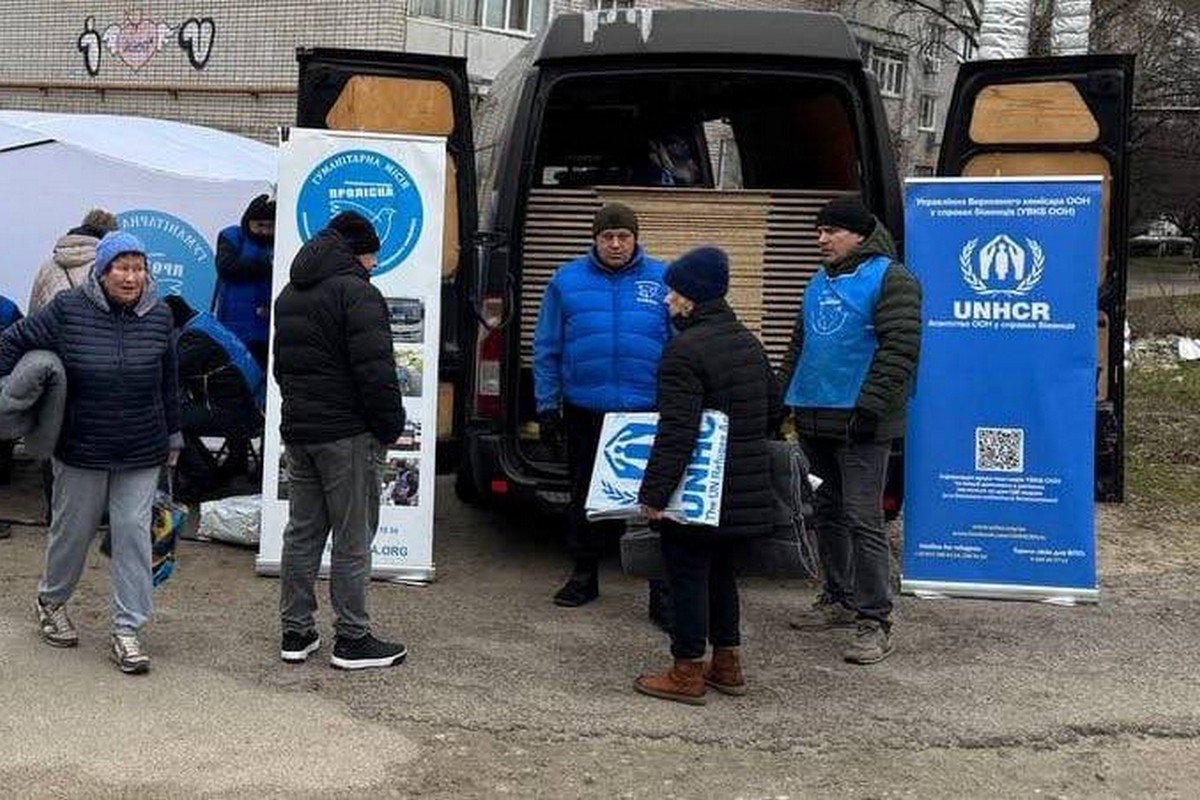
[280,433,381,640]
[805,438,894,626]
[40,459,159,635]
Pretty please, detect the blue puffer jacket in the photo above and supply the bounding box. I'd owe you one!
[533,247,670,414]
[0,274,181,470]
[0,295,21,330]
[212,224,273,347]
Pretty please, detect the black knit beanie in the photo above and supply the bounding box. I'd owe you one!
[244,194,276,223]
[592,203,639,238]
[328,210,382,255]
[815,196,876,237]
[665,246,729,304]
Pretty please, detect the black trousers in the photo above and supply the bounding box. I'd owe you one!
[661,521,741,660]
[562,403,622,568]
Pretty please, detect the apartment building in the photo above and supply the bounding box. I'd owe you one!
[0,0,978,173]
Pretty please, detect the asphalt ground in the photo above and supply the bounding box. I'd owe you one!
[0,461,1197,799]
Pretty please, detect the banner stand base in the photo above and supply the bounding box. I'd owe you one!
[256,559,435,585]
[902,579,1098,605]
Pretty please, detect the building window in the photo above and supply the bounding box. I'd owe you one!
[409,0,549,32]
[591,0,634,8]
[865,46,907,98]
[960,34,978,62]
[918,94,937,131]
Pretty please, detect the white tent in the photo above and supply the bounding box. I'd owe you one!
[0,111,276,315]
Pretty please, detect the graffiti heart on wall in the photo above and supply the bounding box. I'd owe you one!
[77,13,217,76]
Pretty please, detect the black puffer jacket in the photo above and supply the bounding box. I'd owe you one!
[638,300,778,538]
[273,229,404,445]
[779,220,922,442]
[0,274,180,470]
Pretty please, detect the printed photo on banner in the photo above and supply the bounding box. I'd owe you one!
[387,297,425,344]
[394,346,424,398]
[381,457,421,507]
[392,418,422,452]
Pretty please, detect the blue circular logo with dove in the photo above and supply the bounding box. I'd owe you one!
[116,209,214,312]
[296,149,424,276]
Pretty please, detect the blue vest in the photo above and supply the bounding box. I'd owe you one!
[186,311,266,409]
[786,255,890,409]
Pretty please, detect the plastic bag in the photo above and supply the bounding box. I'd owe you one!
[197,494,261,547]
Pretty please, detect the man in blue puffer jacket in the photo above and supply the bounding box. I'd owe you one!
[212,194,275,368]
[534,203,671,608]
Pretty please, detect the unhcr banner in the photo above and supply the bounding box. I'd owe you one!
[585,410,728,525]
[901,177,1101,603]
[258,129,445,583]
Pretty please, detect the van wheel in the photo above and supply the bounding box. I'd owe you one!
[454,465,482,506]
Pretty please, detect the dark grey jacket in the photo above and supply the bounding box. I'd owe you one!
[639,300,779,539]
[779,220,922,442]
[0,274,180,470]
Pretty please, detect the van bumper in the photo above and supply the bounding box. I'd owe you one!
[462,428,571,513]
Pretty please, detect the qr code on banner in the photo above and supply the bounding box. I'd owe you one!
[975,427,1025,473]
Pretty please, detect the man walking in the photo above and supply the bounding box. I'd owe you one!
[273,210,406,670]
[533,204,672,611]
[781,197,921,664]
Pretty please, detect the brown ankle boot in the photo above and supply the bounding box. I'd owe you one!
[634,658,707,705]
[704,647,747,696]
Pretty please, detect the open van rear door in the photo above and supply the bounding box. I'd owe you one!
[294,48,480,468]
[937,55,1134,501]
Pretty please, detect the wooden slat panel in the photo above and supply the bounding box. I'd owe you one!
[519,187,850,370]
[326,76,454,136]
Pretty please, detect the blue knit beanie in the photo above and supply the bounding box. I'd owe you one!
[665,246,729,303]
[94,231,147,277]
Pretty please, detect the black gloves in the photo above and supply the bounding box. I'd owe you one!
[847,408,880,444]
[538,410,564,449]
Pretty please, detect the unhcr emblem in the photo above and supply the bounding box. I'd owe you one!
[959,235,1045,297]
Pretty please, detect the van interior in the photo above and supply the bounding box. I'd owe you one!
[514,70,866,458]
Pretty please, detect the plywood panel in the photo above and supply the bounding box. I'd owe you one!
[963,152,1111,287]
[969,82,1099,144]
[519,187,848,370]
[326,76,454,136]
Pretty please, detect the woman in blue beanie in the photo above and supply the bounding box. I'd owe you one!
[635,245,779,705]
[0,230,181,675]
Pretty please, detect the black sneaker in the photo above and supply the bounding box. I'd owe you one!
[280,630,321,663]
[553,571,599,607]
[331,633,407,670]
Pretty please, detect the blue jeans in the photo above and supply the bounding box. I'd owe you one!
[804,438,893,626]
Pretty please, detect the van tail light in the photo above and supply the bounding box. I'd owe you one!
[474,295,504,418]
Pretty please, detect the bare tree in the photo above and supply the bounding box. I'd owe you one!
[1094,0,1200,248]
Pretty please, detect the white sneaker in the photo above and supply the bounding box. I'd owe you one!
[111,633,151,674]
[36,598,78,648]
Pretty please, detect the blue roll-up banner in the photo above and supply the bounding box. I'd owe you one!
[901,177,1101,604]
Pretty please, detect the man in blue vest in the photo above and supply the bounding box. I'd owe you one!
[534,204,672,610]
[780,197,921,665]
[213,194,275,369]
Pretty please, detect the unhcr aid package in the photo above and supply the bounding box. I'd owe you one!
[585,410,727,526]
